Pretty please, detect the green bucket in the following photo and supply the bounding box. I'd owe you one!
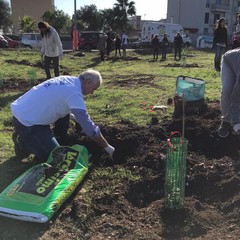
[164,131,188,209]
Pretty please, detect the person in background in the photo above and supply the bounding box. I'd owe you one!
[217,48,240,138]
[121,31,129,58]
[114,34,122,57]
[97,34,108,61]
[106,33,114,58]
[38,21,63,79]
[161,33,169,61]
[235,14,240,33]
[11,69,115,161]
[151,34,160,60]
[174,32,183,61]
[212,17,228,72]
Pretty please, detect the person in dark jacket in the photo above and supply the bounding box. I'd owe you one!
[106,33,114,58]
[114,34,122,57]
[151,34,160,60]
[174,32,183,60]
[212,17,228,72]
[161,33,169,60]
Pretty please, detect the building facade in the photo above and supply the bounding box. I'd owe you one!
[167,0,240,45]
[10,0,55,34]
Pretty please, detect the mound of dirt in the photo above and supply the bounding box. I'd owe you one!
[1,101,240,240]
[56,101,240,239]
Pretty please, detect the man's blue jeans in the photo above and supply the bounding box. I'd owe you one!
[214,45,225,70]
[12,115,70,160]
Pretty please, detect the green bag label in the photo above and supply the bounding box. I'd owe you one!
[18,147,80,197]
[0,144,89,223]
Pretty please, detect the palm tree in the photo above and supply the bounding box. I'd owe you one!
[113,0,136,31]
[99,8,116,32]
[19,15,36,33]
[0,0,12,33]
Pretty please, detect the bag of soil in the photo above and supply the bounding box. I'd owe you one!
[0,144,89,223]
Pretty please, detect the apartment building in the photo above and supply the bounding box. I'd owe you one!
[10,0,55,34]
[167,0,240,45]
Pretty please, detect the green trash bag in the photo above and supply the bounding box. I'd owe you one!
[0,144,89,223]
[164,132,188,209]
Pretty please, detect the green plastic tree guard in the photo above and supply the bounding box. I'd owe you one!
[164,132,188,209]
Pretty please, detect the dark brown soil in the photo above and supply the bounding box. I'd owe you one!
[0,52,239,240]
[1,99,240,239]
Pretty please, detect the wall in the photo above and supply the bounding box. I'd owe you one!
[10,0,55,34]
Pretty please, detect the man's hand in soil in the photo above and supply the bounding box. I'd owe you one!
[104,145,115,159]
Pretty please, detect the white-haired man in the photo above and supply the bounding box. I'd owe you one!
[11,69,115,160]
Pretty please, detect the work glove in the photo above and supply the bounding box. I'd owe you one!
[70,113,76,122]
[104,144,115,158]
[233,123,240,135]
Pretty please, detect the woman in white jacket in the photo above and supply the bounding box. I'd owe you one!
[38,21,63,79]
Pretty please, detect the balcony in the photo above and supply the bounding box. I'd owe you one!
[211,3,230,12]
[234,6,240,14]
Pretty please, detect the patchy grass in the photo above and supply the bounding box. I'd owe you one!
[0,47,231,240]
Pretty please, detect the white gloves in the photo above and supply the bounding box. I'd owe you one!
[104,145,115,158]
[233,123,240,135]
[70,113,77,122]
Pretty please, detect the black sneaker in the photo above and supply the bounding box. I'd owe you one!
[12,132,30,159]
[218,122,231,138]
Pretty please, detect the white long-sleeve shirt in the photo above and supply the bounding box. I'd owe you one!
[11,76,100,137]
[41,26,63,57]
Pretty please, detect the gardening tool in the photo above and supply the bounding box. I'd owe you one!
[164,94,188,209]
[152,97,168,111]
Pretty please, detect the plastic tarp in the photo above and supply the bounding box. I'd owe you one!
[0,144,89,223]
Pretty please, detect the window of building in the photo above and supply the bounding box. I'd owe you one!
[205,13,209,24]
[206,0,210,8]
[214,14,221,24]
[216,0,229,4]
